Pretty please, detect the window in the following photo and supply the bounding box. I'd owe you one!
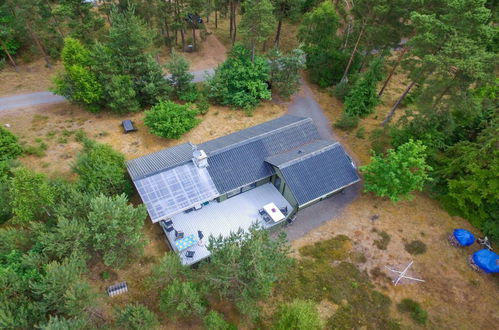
[274,176,282,191]
[241,182,257,192]
[227,188,242,199]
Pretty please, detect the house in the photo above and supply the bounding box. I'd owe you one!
[126,115,360,265]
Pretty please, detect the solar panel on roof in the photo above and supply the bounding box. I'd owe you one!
[134,162,219,221]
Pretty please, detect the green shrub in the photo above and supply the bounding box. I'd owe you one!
[333,79,353,102]
[179,87,200,102]
[144,100,200,139]
[160,280,206,320]
[73,139,132,196]
[196,97,210,115]
[334,113,359,131]
[370,128,392,154]
[404,240,427,255]
[274,299,322,330]
[203,311,235,330]
[24,144,46,157]
[372,229,391,250]
[207,44,271,111]
[397,299,428,325]
[356,127,366,139]
[0,127,23,161]
[116,304,159,330]
[101,271,110,280]
[299,235,351,261]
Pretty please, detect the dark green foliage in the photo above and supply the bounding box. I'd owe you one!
[116,304,159,330]
[332,78,357,102]
[165,49,195,98]
[148,252,190,292]
[372,229,391,250]
[207,45,271,112]
[0,181,12,223]
[370,128,392,155]
[203,311,236,330]
[361,140,432,202]
[397,299,428,325]
[404,240,427,255]
[202,225,292,319]
[344,57,385,117]
[299,1,351,86]
[9,167,55,223]
[39,316,87,330]
[355,127,366,139]
[239,0,276,59]
[274,299,322,330]
[105,74,141,114]
[196,96,211,115]
[0,227,32,255]
[73,139,132,196]
[144,101,201,139]
[160,279,206,320]
[268,48,306,99]
[0,127,23,161]
[334,113,359,131]
[86,194,147,268]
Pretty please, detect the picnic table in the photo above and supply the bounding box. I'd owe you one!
[174,234,197,251]
[263,202,285,222]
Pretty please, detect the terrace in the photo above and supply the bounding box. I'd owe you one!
[160,183,293,265]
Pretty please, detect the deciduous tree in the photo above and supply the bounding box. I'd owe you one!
[144,101,200,139]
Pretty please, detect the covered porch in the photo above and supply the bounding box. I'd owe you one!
[161,183,293,265]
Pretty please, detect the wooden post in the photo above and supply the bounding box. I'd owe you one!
[274,18,282,48]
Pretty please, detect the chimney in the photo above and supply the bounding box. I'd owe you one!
[192,149,208,168]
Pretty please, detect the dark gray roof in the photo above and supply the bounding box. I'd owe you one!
[279,143,360,205]
[265,140,334,168]
[126,143,194,180]
[199,115,315,155]
[202,116,321,193]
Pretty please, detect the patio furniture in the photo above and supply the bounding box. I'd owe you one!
[279,206,288,216]
[174,234,197,251]
[186,250,195,259]
[175,230,185,240]
[166,226,175,233]
[107,282,128,297]
[262,214,272,223]
[164,219,173,227]
[263,202,285,222]
[258,208,266,216]
[122,120,137,133]
[198,231,204,240]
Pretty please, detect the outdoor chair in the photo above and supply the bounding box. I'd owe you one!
[258,208,266,216]
[263,214,272,223]
[164,219,173,227]
[280,206,288,216]
[175,230,184,240]
[186,250,195,259]
[166,226,175,233]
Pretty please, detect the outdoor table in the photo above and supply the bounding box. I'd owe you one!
[174,234,197,251]
[263,202,285,222]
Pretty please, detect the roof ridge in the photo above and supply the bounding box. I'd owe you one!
[205,116,313,155]
[277,141,340,168]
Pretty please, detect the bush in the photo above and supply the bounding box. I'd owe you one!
[165,50,195,98]
[144,100,200,139]
[397,299,428,325]
[356,127,366,139]
[404,240,427,255]
[73,139,132,196]
[203,311,235,330]
[0,127,23,161]
[179,87,200,102]
[268,48,306,99]
[334,113,359,131]
[196,96,210,115]
[333,79,353,102]
[360,140,432,202]
[116,304,159,330]
[274,300,322,330]
[160,280,206,320]
[207,45,271,112]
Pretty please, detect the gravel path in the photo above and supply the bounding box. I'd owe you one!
[0,68,215,111]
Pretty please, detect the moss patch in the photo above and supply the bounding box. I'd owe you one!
[372,228,391,250]
[398,298,428,325]
[404,240,427,255]
[299,235,351,262]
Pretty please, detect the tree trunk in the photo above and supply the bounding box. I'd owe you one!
[215,10,218,29]
[378,47,407,97]
[192,27,196,50]
[0,38,18,72]
[433,84,452,107]
[25,20,51,68]
[231,2,237,45]
[382,80,416,126]
[229,2,233,39]
[341,22,365,81]
[274,18,283,48]
[180,29,186,51]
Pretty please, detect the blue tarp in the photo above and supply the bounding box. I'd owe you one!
[453,229,475,246]
[472,249,499,273]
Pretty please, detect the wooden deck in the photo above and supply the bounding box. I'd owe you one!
[163,183,293,265]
